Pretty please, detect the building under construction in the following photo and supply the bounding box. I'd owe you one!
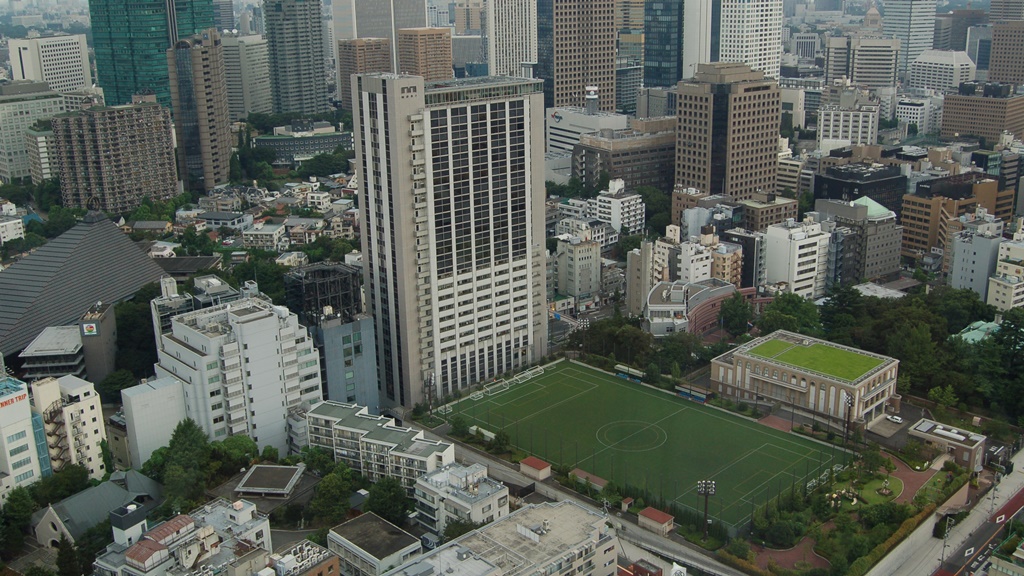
[284,262,362,327]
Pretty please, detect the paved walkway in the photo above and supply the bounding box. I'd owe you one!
[751,536,831,571]
[759,414,792,433]
[887,452,937,504]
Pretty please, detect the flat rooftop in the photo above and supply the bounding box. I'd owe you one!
[235,464,304,495]
[910,419,986,448]
[330,513,418,560]
[741,330,890,382]
[19,325,82,356]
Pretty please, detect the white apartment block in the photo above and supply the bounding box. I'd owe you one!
[678,241,713,283]
[305,401,455,490]
[154,298,323,453]
[0,83,64,183]
[0,373,44,502]
[556,180,645,234]
[988,239,1024,311]
[555,218,620,251]
[354,74,548,408]
[765,219,831,299]
[719,0,783,79]
[221,33,273,121]
[413,463,509,534]
[883,0,937,78]
[30,375,106,480]
[555,236,601,299]
[121,376,187,469]
[242,223,288,251]
[0,216,25,246]
[817,105,879,154]
[908,50,975,92]
[9,35,91,92]
[486,0,537,77]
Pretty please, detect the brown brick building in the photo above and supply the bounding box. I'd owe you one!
[571,117,676,193]
[941,82,1024,143]
[396,28,453,82]
[537,0,617,111]
[337,38,392,111]
[989,22,1024,85]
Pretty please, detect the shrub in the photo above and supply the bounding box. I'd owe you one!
[846,503,936,576]
[725,539,750,559]
[715,550,773,576]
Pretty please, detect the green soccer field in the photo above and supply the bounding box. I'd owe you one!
[450,360,842,529]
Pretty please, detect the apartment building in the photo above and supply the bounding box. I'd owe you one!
[413,463,509,534]
[221,33,272,121]
[243,223,288,251]
[555,236,602,302]
[812,197,902,282]
[765,219,831,299]
[328,513,421,576]
[265,0,329,114]
[0,371,46,502]
[305,401,455,490]
[0,81,64,184]
[153,298,323,453]
[30,375,106,479]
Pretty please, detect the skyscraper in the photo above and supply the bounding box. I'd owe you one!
[221,33,273,121]
[644,0,684,87]
[682,0,714,80]
[989,22,1024,85]
[719,0,783,79]
[213,0,234,29]
[882,0,937,78]
[9,35,91,93]
[537,0,617,111]
[89,0,213,106]
[337,38,392,111]
[265,0,329,114]
[352,0,428,68]
[353,74,548,409]
[168,29,232,191]
[397,28,453,81]
[824,35,901,88]
[991,0,1024,21]
[673,63,780,207]
[486,0,538,77]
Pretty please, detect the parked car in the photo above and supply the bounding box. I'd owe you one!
[886,415,903,424]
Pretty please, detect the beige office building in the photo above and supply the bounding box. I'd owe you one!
[824,35,901,88]
[337,38,392,111]
[536,0,617,111]
[674,63,780,206]
[989,22,1024,85]
[221,33,272,121]
[941,83,1024,143]
[396,28,453,81]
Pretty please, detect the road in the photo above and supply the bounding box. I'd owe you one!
[868,447,1024,576]
[933,482,1024,576]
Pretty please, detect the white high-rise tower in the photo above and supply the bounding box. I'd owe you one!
[486,0,538,76]
[353,74,548,409]
[718,0,784,79]
[882,0,938,78]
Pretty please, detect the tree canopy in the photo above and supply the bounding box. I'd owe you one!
[365,477,410,527]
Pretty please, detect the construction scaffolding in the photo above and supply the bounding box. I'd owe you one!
[284,262,362,327]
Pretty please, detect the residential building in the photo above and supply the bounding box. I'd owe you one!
[265,0,329,114]
[941,82,1024,143]
[0,215,26,246]
[814,164,907,218]
[396,28,453,81]
[591,180,644,233]
[643,281,690,336]
[812,197,902,282]
[536,0,617,111]
[353,75,547,408]
[554,236,602,308]
[382,501,618,576]
[546,103,629,153]
[413,463,509,534]
[571,121,676,192]
[305,401,455,488]
[221,33,272,121]
[0,82,64,184]
[120,377,187,469]
[52,96,178,213]
[824,36,900,89]
[989,238,1024,310]
[92,498,272,576]
[765,218,831,299]
[9,35,91,92]
[989,22,1024,85]
[908,50,976,92]
[674,63,780,203]
[0,214,165,357]
[0,370,46,502]
[89,0,213,107]
[29,376,106,479]
[721,228,767,288]
[817,104,879,154]
[327,513,421,576]
[950,227,1003,300]
[486,0,537,77]
[643,0,684,87]
[718,0,784,80]
[882,0,938,78]
[337,38,392,112]
[25,121,54,185]
[710,330,900,424]
[153,298,323,453]
[625,241,655,316]
[243,223,288,251]
[168,29,232,191]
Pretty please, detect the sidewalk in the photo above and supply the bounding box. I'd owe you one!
[867,449,1024,576]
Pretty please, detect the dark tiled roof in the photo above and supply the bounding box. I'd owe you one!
[0,213,165,355]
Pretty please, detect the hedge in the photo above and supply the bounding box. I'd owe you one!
[715,550,774,576]
[846,503,937,576]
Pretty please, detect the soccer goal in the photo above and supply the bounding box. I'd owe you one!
[471,391,484,400]
[437,404,452,414]
[510,366,545,386]
[485,381,509,395]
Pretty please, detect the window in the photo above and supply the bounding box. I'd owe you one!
[12,457,31,470]
[14,470,33,483]
[9,444,28,457]
[6,431,26,443]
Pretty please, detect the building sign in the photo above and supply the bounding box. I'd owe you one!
[82,322,98,336]
[0,393,27,408]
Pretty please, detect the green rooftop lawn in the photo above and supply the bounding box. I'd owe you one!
[751,340,884,381]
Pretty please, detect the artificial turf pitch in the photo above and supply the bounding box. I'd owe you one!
[452,360,841,529]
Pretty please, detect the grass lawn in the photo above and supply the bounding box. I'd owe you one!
[751,340,884,382]
[450,360,839,530]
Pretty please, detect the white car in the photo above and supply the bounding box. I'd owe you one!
[886,415,903,424]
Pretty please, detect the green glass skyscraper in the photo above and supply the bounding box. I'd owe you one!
[90,0,214,107]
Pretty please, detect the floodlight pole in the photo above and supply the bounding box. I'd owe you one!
[697,480,716,541]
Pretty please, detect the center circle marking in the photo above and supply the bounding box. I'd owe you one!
[595,420,668,452]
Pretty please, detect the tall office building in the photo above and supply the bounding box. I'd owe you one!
[352,0,428,68]
[265,0,329,114]
[824,35,900,88]
[486,0,538,77]
[168,29,232,191]
[537,0,617,111]
[882,0,937,78]
[154,298,323,453]
[397,28,453,81]
[9,35,91,93]
[673,63,780,207]
[989,22,1024,85]
[931,10,986,51]
[682,0,714,80]
[89,0,213,107]
[968,25,993,78]
[453,0,483,33]
[353,74,548,409]
[718,0,783,79]
[616,0,645,64]
[991,0,1024,21]
[221,33,273,121]
[0,82,64,184]
[337,38,392,112]
[213,0,234,29]
[52,96,178,213]
[644,0,683,87]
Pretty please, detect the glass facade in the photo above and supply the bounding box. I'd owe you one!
[644,0,684,87]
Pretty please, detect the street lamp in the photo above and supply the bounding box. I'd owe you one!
[939,515,954,565]
[697,480,716,541]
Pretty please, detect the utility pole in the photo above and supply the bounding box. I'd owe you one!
[940,515,954,565]
[697,480,716,541]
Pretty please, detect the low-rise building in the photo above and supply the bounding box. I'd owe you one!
[907,419,986,471]
[637,508,674,536]
[572,121,676,193]
[327,513,421,576]
[738,192,798,231]
[0,214,26,245]
[413,463,509,535]
[518,456,551,481]
[254,121,348,165]
[243,223,288,251]
[196,211,253,231]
